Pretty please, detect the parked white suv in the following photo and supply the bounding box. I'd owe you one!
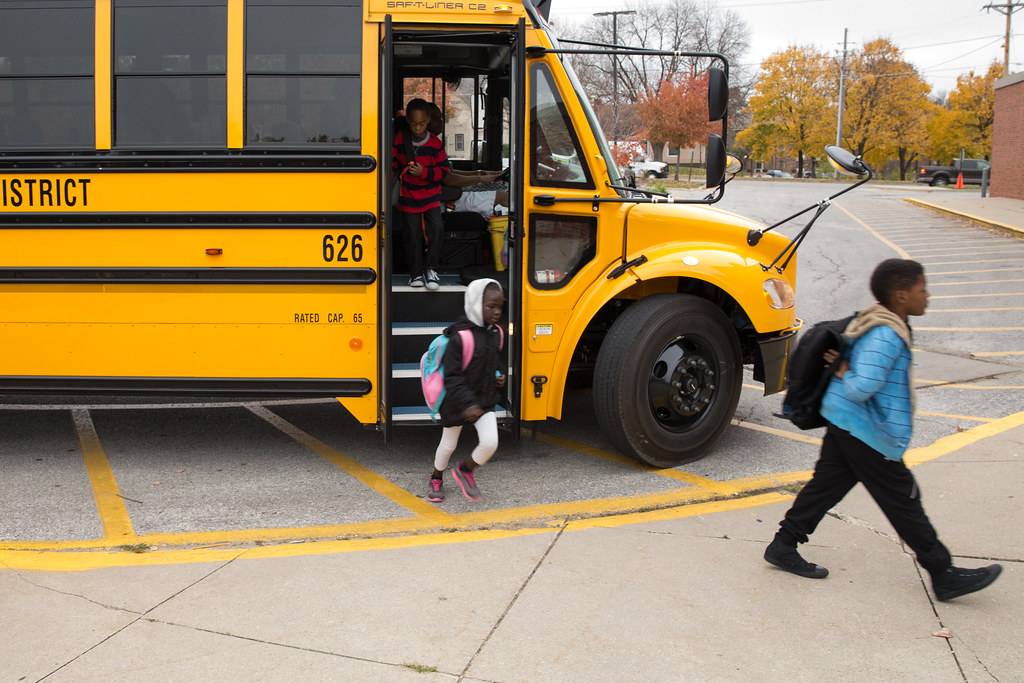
[630,160,669,179]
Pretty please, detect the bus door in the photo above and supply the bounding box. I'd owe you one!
[519,55,621,422]
[383,24,526,429]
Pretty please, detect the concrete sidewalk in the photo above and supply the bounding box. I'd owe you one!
[904,191,1024,237]
[3,425,1021,682]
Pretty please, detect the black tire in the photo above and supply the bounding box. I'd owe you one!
[593,294,742,467]
[646,170,658,179]
[930,175,949,187]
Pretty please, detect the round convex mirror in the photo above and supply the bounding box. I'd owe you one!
[725,155,742,176]
[825,145,868,177]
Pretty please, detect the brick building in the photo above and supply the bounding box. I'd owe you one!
[992,71,1024,200]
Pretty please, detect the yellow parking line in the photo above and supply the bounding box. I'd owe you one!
[566,493,791,530]
[928,268,1024,276]
[916,379,1024,391]
[835,205,911,258]
[972,350,1024,357]
[912,249,1015,258]
[929,278,1024,287]
[71,409,135,541]
[917,411,996,423]
[903,197,1024,235]
[537,432,719,488]
[930,292,1024,300]
[923,258,1022,267]
[732,419,822,446]
[926,307,1024,312]
[8,413,1023,571]
[247,405,451,521]
[915,326,1024,332]
[904,411,1024,466]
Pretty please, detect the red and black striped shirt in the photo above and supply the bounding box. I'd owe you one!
[392,129,451,213]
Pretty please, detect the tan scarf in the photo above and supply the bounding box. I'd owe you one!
[843,303,915,411]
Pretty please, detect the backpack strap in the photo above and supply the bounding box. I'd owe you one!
[495,325,504,351]
[457,329,475,371]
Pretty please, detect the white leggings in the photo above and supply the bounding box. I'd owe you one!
[434,411,499,471]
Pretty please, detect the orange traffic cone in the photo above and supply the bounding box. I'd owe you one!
[955,171,965,189]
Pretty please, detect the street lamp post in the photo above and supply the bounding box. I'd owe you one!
[593,9,636,148]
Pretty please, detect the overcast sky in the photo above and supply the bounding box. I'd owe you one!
[549,0,1020,95]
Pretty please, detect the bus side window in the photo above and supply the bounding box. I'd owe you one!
[114,1,227,147]
[0,1,94,150]
[245,0,361,148]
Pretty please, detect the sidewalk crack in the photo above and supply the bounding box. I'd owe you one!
[138,618,462,679]
[825,510,901,545]
[457,523,567,683]
[3,565,141,617]
[909,556,967,682]
[954,554,1023,564]
[35,552,244,682]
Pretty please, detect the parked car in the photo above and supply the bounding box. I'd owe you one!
[630,160,669,179]
[916,159,991,186]
[765,169,793,178]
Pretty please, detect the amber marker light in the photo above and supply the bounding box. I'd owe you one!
[349,338,363,351]
[206,248,223,255]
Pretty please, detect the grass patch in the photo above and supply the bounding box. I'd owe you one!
[401,663,439,674]
[119,543,153,554]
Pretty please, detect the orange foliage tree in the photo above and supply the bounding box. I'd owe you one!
[637,73,712,180]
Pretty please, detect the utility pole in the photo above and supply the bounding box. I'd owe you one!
[835,28,848,177]
[984,1,1024,73]
[593,10,636,148]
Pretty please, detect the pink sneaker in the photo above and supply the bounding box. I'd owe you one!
[426,477,444,503]
[451,461,481,500]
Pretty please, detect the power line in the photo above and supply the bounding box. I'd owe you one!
[925,36,1003,69]
[902,34,1001,50]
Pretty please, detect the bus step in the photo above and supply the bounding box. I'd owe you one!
[391,405,510,424]
[392,322,448,336]
[390,272,466,292]
[392,362,420,378]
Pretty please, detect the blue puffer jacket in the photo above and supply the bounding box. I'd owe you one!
[820,324,914,460]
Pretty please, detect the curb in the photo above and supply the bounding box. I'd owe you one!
[903,197,1024,238]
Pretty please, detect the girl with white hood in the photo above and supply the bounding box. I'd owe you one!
[428,279,506,502]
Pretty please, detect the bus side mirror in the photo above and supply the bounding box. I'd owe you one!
[708,67,728,122]
[706,134,726,187]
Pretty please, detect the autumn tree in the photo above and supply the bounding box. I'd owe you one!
[834,39,934,179]
[736,46,834,177]
[636,73,711,179]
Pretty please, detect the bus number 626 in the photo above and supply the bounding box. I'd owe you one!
[322,234,363,263]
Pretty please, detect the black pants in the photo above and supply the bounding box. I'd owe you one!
[778,424,952,577]
[401,207,444,276]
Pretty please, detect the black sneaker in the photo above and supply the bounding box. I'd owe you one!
[764,538,829,579]
[932,564,1002,602]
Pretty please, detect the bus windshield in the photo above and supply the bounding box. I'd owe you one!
[546,30,624,189]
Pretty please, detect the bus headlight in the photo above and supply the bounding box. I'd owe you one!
[763,278,795,309]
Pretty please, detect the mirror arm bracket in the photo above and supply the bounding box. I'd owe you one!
[758,200,831,273]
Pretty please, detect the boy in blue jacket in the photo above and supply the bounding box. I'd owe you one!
[764,259,1002,602]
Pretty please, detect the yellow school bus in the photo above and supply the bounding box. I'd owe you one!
[0,0,798,466]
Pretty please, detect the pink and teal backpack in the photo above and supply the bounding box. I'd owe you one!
[420,326,504,418]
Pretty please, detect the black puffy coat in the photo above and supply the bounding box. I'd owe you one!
[439,318,503,427]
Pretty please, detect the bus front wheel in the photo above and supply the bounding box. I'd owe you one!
[593,294,742,467]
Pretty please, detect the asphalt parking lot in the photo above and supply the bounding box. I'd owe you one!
[1,181,1022,572]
